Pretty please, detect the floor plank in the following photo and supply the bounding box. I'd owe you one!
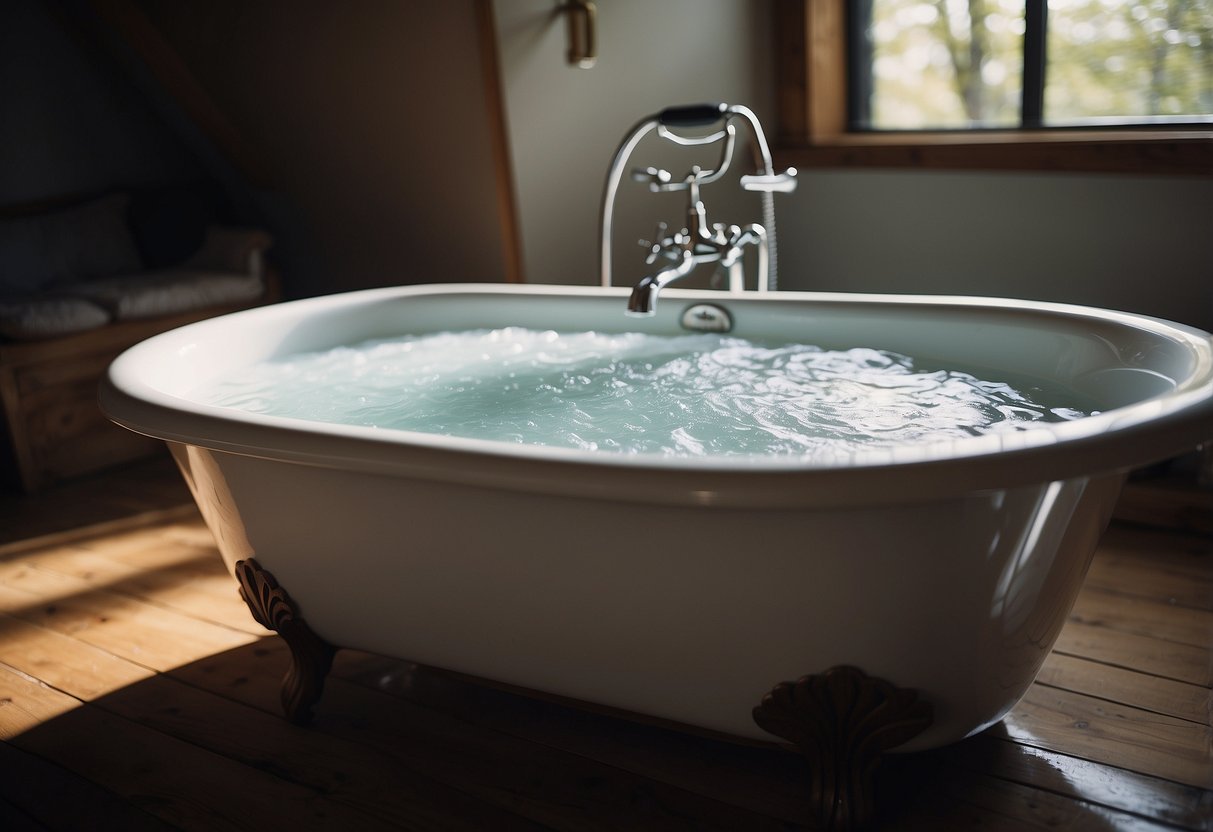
[1052,620,1212,687]
[331,650,815,824]
[0,625,544,832]
[170,640,804,831]
[1084,525,1213,612]
[0,455,191,553]
[0,741,175,832]
[0,612,154,700]
[1068,588,1213,649]
[0,563,259,671]
[334,651,1213,831]
[3,534,265,635]
[1115,478,1213,537]
[929,734,1213,831]
[1037,652,1211,725]
[884,760,1190,831]
[0,664,403,831]
[1004,684,1213,788]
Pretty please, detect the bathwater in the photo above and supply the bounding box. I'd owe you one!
[197,328,1093,457]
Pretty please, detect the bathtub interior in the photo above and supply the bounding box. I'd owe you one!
[117,284,1207,416]
[99,283,1213,521]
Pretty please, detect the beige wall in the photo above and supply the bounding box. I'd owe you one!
[134,0,509,297]
[492,0,775,287]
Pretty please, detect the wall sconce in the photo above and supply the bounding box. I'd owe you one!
[564,0,597,69]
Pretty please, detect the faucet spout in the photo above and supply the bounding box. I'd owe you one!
[626,253,706,316]
[625,276,661,317]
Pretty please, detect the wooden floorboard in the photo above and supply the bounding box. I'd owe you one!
[1036,653,1209,725]
[1002,683,1211,788]
[0,738,176,832]
[1,460,1210,830]
[0,454,191,554]
[929,735,1212,830]
[1084,525,1213,612]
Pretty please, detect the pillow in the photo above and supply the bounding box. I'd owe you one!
[0,296,111,340]
[0,193,143,294]
[59,269,264,321]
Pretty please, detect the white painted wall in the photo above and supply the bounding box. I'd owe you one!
[493,1,1211,332]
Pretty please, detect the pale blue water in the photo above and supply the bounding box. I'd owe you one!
[196,328,1091,457]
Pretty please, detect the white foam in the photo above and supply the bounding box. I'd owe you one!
[196,327,1092,458]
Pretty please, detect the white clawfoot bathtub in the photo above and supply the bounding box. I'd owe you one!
[101,284,1213,756]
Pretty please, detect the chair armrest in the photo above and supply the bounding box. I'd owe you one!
[182,227,273,277]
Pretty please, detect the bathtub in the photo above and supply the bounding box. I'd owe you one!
[101,283,1213,758]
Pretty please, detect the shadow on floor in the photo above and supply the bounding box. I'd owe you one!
[0,454,192,552]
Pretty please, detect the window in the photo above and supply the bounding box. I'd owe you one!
[854,0,1211,130]
[773,0,1213,173]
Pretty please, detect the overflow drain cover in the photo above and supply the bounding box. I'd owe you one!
[680,303,733,333]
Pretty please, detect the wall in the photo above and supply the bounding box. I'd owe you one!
[493,1,1211,332]
[492,0,775,288]
[778,170,1213,332]
[23,0,1203,323]
[0,0,202,208]
[131,0,509,298]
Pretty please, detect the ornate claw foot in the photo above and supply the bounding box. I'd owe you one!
[753,666,933,831]
[234,559,336,725]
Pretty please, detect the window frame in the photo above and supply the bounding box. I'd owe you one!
[773,0,1213,175]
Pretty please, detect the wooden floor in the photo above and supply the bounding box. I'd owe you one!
[0,456,1210,831]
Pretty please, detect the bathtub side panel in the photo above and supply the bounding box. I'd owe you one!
[182,447,1122,749]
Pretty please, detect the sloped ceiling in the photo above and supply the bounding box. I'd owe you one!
[88,0,513,297]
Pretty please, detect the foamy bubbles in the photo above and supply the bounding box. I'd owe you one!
[197,327,1092,457]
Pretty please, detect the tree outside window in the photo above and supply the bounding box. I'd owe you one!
[854,0,1213,130]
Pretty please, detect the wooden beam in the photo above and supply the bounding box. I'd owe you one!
[804,0,848,141]
[773,0,809,144]
[474,0,526,284]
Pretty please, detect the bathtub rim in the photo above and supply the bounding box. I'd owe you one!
[100,283,1213,509]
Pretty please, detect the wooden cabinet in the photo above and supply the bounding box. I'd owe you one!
[0,283,278,493]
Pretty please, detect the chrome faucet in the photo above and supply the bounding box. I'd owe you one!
[627,166,771,315]
[600,103,796,316]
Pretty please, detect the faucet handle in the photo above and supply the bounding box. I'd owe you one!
[740,167,798,193]
[631,167,672,190]
[639,221,669,264]
[712,222,744,244]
